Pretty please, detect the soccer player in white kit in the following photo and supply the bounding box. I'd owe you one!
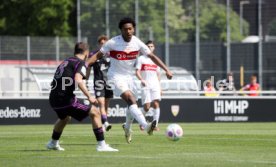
[135,40,161,131]
[87,17,173,143]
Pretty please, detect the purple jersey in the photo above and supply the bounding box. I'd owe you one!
[50,57,87,106]
[89,50,111,83]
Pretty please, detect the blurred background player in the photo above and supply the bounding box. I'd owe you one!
[87,17,173,143]
[241,75,260,96]
[47,42,118,152]
[88,35,113,132]
[135,40,161,131]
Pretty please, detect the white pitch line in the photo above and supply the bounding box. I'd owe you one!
[227,159,276,165]
[196,137,276,142]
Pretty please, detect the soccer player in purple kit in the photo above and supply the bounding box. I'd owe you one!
[46,42,118,152]
[88,35,113,132]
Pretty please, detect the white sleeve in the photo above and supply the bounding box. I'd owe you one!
[157,66,161,73]
[100,39,113,55]
[137,38,151,55]
[135,56,142,70]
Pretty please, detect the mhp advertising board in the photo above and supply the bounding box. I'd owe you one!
[0,98,276,125]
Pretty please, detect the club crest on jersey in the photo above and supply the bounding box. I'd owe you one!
[171,105,180,117]
[96,91,101,97]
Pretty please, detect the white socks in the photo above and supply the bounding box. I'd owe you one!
[51,139,58,145]
[98,140,106,146]
[153,108,160,126]
[128,104,148,129]
[125,105,160,129]
[125,108,134,130]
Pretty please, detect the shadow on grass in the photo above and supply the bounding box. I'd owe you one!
[62,143,96,146]
[63,143,121,146]
[18,149,50,152]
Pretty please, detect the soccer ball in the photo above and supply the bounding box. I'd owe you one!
[165,124,183,141]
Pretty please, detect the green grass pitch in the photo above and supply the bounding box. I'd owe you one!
[0,123,276,167]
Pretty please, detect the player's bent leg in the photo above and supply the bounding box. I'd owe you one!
[141,88,151,115]
[89,106,102,128]
[103,98,112,131]
[97,97,112,132]
[152,100,160,131]
[46,117,71,151]
[97,97,107,115]
[153,100,160,109]
[120,90,137,106]
[54,116,71,132]
[105,98,111,112]
[139,103,151,131]
[123,108,134,143]
[121,90,147,127]
[121,90,156,136]
[97,97,111,132]
[146,120,157,135]
[143,103,151,115]
[89,106,118,152]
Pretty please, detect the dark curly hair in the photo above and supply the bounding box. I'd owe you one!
[118,17,136,29]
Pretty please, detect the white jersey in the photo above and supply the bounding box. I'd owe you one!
[100,35,151,78]
[136,55,160,88]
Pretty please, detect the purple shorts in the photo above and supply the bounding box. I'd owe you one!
[51,97,91,121]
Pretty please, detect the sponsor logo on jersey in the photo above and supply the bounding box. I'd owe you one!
[96,91,101,97]
[110,50,139,60]
[141,64,158,71]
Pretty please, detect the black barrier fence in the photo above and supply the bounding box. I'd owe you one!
[0,98,276,125]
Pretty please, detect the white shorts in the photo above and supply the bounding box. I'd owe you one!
[141,86,161,105]
[108,75,139,100]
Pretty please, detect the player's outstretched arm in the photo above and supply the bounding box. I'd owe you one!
[75,73,97,104]
[147,53,173,79]
[86,66,92,80]
[157,70,163,95]
[86,51,104,66]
